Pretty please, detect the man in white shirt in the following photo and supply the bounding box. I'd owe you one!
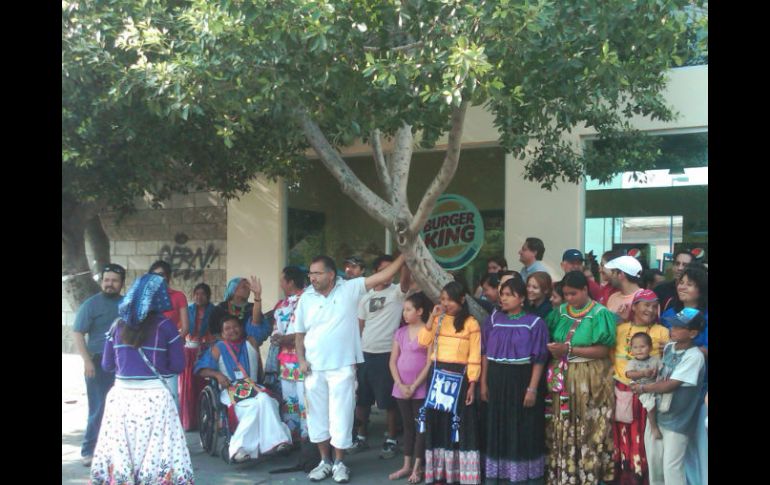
[348,255,411,459]
[295,254,406,483]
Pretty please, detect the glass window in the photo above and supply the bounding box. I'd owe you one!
[287,147,506,287]
[584,132,707,270]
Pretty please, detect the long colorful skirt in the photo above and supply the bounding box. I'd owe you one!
[612,381,649,485]
[484,361,545,484]
[545,358,615,485]
[90,380,194,485]
[179,344,207,431]
[279,356,307,442]
[424,362,481,485]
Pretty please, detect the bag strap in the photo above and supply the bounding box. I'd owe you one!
[137,347,173,395]
[223,341,256,385]
[431,314,467,376]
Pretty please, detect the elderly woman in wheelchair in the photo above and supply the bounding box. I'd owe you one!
[195,313,292,463]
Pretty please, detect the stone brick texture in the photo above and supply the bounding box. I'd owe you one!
[62,192,228,353]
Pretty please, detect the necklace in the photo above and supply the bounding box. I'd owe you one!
[507,310,527,319]
[567,300,595,319]
[228,301,247,321]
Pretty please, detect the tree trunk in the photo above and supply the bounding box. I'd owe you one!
[397,233,489,324]
[84,214,111,275]
[62,195,101,311]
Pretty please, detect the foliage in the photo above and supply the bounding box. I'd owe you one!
[63,0,707,210]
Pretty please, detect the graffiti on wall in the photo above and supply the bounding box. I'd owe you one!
[159,233,220,280]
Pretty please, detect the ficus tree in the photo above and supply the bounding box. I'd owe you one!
[62,0,706,319]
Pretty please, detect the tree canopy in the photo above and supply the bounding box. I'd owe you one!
[63,0,707,210]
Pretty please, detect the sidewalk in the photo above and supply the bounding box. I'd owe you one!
[63,353,402,484]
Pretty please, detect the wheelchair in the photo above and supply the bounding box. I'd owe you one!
[198,377,237,463]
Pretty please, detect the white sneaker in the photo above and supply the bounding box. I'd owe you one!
[308,461,333,482]
[332,461,350,483]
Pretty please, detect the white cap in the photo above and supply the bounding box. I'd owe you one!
[605,255,643,278]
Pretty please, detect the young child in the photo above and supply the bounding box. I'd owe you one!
[630,307,706,485]
[625,333,663,439]
[388,292,432,483]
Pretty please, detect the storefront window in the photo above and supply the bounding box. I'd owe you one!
[584,131,707,271]
[287,147,506,288]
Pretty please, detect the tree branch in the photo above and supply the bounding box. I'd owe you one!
[363,41,424,53]
[297,109,395,227]
[371,129,393,202]
[390,123,414,218]
[408,102,468,236]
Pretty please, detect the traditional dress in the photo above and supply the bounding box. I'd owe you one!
[90,274,193,485]
[544,301,616,485]
[194,338,292,460]
[178,302,215,430]
[482,310,549,484]
[418,314,482,485]
[273,292,308,442]
[611,322,670,485]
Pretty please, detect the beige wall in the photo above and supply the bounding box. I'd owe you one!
[227,177,287,307]
[232,66,707,283]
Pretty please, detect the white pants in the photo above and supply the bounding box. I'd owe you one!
[304,365,356,449]
[645,423,689,485]
[225,392,292,460]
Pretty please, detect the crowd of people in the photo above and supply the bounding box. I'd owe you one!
[72,241,708,485]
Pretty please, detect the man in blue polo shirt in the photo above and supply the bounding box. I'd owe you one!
[72,263,126,466]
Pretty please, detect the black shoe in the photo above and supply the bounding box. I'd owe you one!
[380,439,398,459]
[346,437,369,454]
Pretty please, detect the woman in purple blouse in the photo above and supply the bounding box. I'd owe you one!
[480,278,549,484]
[90,273,193,485]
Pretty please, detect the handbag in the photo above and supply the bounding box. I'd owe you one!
[614,386,634,424]
[223,341,269,404]
[417,315,466,442]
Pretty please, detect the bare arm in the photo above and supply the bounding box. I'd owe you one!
[413,351,434,391]
[571,345,610,359]
[631,378,684,395]
[198,368,231,389]
[365,254,405,291]
[73,331,95,378]
[389,339,403,385]
[250,276,263,324]
[626,369,654,380]
[699,346,708,359]
[178,304,190,339]
[523,362,545,407]
[296,332,310,374]
[359,318,366,337]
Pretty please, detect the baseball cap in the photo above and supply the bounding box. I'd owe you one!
[344,256,365,267]
[632,289,658,305]
[605,255,643,278]
[562,249,584,262]
[663,307,705,332]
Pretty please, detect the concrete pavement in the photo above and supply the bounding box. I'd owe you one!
[63,354,405,484]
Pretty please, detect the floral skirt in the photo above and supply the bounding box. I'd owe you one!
[612,381,649,485]
[279,361,307,442]
[90,381,194,485]
[484,361,546,484]
[424,362,481,485]
[545,358,614,485]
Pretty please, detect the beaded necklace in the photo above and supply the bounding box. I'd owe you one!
[566,300,595,319]
[228,300,248,322]
[506,310,527,320]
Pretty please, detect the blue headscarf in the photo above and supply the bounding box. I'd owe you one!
[118,273,172,327]
[224,277,245,302]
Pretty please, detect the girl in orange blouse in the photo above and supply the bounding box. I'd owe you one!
[417,281,482,485]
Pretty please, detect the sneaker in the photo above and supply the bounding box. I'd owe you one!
[380,439,398,459]
[332,461,351,483]
[232,447,250,463]
[81,455,93,467]
[308,461,333,482]
[345,437,369,454]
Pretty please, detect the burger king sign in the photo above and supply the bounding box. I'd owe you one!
[420,194,485,271]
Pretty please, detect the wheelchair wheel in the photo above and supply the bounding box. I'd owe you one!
[198,385,219,456]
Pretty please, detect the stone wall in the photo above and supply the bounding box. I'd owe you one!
[62,191,228,353]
